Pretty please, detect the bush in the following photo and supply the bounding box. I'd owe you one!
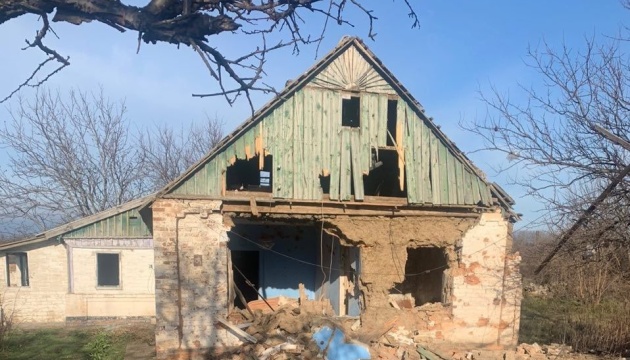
[82,331,112,360]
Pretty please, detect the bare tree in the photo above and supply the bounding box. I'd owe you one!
[139,114,223,188]
[0,88,148,234]
[465,35,630,230]
[0,0,419,108]
[0,88,226,238]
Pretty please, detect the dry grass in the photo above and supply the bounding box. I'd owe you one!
[521,294,630,354]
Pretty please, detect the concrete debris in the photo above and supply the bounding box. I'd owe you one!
[218,296,586,360]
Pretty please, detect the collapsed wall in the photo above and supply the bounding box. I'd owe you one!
[152,199,521,359]
[325,210,522,347]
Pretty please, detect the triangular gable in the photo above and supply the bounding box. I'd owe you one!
[158,37,497,208]
[310,45,396,94]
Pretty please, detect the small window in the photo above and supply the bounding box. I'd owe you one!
[97,253,120,287]
[386,99,398,146]
[342,96,361,128]
[6,253,29,287]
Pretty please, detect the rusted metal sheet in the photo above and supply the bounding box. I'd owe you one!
[64,208,151,239]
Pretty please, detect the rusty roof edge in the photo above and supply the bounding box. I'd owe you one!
[0,193,157,251]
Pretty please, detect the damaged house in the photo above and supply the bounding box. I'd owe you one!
[148,37,522,359]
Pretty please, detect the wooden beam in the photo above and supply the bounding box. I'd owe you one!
[535,163,630,274]
[217,318,258,344]
[593,124,630,151]
[223,203,480,217]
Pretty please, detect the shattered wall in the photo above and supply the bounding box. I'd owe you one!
[325,210,521,348]
[152,204,521,358]
[152,198,239,360]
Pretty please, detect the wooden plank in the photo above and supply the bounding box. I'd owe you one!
[329,94,341,200]
[283,97,295,199]
[455,161,464,204]
[351,130,364,201]
[463,169,473,204]
[420,122,431,202]
[340,129,352,200]
[412,109,424,203]
[360,93,371,174]
[308,89,320,199]
[438,143,448,204]
[377,93,389,147]
[217,318,258,344]
[447,152,457,203]
[293,90,304,199]
[401,102,417,203]
[321,90,331,176]
[417,345,444,360]
[430,132,440,204]
[367,93,378,151]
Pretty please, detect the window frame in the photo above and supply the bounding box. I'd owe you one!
[6,252,29,287]
[96,252,122,289]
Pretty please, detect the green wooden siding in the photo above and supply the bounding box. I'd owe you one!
[64,209,151,238]
[171,86,491,206]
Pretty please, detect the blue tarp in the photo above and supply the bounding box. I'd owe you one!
[312,326,371,360]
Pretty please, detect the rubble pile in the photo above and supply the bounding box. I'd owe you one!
[213,295,593,360]
[214,295,435,360]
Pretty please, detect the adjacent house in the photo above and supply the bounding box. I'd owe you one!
[0,37,522,359]
[0,196,156,323]
[148,37,522,359]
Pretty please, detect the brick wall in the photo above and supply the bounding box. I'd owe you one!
[152,198,239,360]
[449,210,522,346]
[0,240,68,323]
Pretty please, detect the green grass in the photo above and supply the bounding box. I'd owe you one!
[0,327,143,360]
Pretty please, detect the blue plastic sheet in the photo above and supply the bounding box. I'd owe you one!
[312,326,371,360]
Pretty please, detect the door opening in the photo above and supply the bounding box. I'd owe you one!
[231,250,260,309]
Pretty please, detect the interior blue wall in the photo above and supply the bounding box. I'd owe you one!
[228,224,319,300]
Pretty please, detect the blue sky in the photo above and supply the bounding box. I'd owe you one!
[0,1,628,230]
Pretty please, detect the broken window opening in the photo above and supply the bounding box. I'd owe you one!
[363,149,407,197]
[231,250,260,309]
[393,247,447,307]
[226,155,273,192]
[342,96,361,128]
[6,252,29,287]
[320,174,330,194]
[386,99,398,146]
[97,253,120,287]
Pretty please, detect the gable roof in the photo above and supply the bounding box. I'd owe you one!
[0,194,155,251]
[150,36,494,203]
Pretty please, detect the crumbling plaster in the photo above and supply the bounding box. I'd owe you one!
[152,199,521,359]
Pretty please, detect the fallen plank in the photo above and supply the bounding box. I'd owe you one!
[216,318,257,344]
[417,345,444,360]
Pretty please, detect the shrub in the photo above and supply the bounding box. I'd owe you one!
[82,331,112,360]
